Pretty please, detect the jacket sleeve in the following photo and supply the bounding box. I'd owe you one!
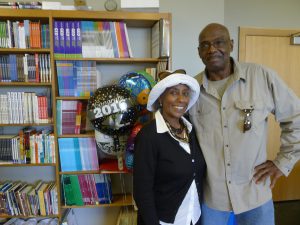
[133,129,160,225]
[267,69,300,176]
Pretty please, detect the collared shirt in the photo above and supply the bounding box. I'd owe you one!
[156,111,201,225]
[189,58,300,214]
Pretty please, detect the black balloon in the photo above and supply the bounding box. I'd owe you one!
[87,85,138,136]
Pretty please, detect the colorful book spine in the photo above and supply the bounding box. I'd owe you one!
[75,21,82,58]
[115,22,125,58]
[53,20,60,58]
[109,22,119,58]
[119,22,129,58]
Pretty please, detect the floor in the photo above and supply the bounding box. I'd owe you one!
[274,200,300,225]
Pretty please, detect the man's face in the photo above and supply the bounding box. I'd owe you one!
[198,26,233,73]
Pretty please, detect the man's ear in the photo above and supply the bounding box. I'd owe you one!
[230,39,234,52]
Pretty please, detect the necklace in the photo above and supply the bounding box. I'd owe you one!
[167,120,184,135]
[165,119,189,143]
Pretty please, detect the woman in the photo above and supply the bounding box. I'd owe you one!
[133,70,206,225]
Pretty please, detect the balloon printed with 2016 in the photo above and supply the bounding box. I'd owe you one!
[87,71,156,171]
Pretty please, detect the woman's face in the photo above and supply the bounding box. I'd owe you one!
[159,84,190,122]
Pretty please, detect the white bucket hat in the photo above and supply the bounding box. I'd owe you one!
[147,72,200,112]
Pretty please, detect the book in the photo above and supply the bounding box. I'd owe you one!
[151,19,170,58]
[58,138,82,171]
[62,175,84,206]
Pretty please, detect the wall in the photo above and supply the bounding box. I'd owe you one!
[224,0,300,59]
[159,0,224,75]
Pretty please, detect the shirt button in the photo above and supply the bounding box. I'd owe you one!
[227,163,231,166]
[224,125,227,128]
[225,145,229,148]
[223,107,226,110]
[228,181,231,184]
[192,159,195,163]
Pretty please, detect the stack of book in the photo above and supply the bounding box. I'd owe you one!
[0,128,55,164]
[0,180,58,216]
[56,100,89,135]
[56,61,98,97]
[58,137,99,171]
[0,53,51,83]
[0,20,49,49]
[53,20,132,59]
[61,174,112,206]
[0,92,50,124]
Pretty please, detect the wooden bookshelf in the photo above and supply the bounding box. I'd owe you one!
[54,57,161,63]
[0,214,59,219]
[0,8,59,221]
[60,193,133,209]
[0,8,171,223]
[0,82,52,87]
[0,122,53,127]
[0,48,51,53]
[0,163,56,167]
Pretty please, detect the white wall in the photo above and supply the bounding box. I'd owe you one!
[159,0,224,75]
[224,0,300,59]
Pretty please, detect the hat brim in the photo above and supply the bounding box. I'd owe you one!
[146,73,200,112]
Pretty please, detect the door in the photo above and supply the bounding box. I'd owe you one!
[239,27,300,201]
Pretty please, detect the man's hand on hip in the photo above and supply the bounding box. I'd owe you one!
[253,160,284,188]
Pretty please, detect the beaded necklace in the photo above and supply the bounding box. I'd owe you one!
[165,119,189,143]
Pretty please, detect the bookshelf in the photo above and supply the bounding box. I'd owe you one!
[0,9,58,220]
[0,8,171,224]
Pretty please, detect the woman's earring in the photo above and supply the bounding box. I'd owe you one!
[159,102,162,108]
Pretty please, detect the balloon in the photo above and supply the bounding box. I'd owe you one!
[87,85,138,136]
[88,85,138,170]
[125,151,134,170]
[118,71,152,111]
[95,130,128,159]
[136,70,156,88]
[125,123,143,170]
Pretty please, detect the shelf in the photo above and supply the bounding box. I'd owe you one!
[0,214,59,219]
[53,57,162,63]
[0,48,51,53]
[56,96,90,100]
[0,163,56,167]
[61,193,133,209]
[59,170,129,175]
[0,82,52,86]
[0,122,53,127]
[0,9,51,19]
[57,132,95,138]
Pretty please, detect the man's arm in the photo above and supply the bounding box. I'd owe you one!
[254,68,300,187]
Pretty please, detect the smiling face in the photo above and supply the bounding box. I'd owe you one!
[159,84,190,126]
[198,23,233,75]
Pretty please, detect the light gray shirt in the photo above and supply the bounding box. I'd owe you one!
[189,58,300,214]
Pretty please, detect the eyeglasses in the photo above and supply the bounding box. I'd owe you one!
[158,69,186,81]
[198,38,229,51]
[243,109,253,132]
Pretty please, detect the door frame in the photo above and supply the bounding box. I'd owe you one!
[238,27,299,61]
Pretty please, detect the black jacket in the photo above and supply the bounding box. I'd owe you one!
[133,119,206,225]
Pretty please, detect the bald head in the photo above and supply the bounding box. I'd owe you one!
[197,23,233,79]
[199,23,231,43]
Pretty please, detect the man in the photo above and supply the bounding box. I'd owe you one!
[189,23,300,225]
